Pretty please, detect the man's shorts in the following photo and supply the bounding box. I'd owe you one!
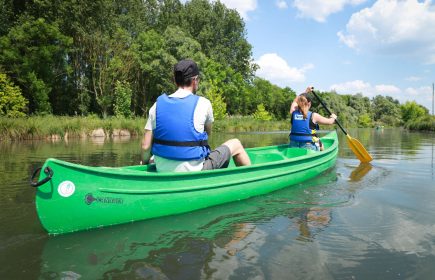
[202,145,231,170]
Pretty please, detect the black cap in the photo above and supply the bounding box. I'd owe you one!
[174,59,199,81]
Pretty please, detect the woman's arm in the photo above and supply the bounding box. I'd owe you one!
[289,98,298,115]
[312,113,337,125]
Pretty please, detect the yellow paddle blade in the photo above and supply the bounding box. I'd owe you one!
[346,134,373,163]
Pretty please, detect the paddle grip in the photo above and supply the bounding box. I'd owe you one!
[311,91,348,135]
[30,166,53,188]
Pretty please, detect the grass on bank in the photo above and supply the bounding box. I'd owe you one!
[405,115,435,132]
[0,116,145,140]
[0,115,292,141]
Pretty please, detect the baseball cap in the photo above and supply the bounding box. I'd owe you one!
[174,59,199,80]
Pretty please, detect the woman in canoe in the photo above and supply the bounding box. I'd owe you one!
[141,59,251,172]
[289,87,337,151]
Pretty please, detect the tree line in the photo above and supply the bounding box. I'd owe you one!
[0,0,430,128]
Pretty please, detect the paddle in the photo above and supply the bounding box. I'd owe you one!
[311,90,373,163]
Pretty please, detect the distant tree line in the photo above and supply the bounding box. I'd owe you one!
[0,0,431,128]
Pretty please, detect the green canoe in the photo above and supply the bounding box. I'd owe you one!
[33,131,338,234]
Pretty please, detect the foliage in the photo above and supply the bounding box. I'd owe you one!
[371,95,401,126]
[405,115,435,131]
[114,81,133,118]
[252,104,273,121]
[0,17,72,114]
[0,73,28,117]
[358,113,373,128]
[0,0,431,132]
[0,115,145,140]
[400,101,428,123]
[203,81,227,120]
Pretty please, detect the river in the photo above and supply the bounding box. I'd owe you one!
[0,128,434,279]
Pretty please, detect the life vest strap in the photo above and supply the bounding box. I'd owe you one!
[153,138,209,147]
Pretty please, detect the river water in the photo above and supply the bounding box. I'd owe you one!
[0,128,434,279]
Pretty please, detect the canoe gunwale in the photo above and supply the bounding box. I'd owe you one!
[99,150,336,194]
[42,131,338,180]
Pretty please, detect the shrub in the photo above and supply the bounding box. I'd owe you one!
[0,73,28,117]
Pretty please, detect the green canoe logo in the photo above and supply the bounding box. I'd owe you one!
[85,193,123,205]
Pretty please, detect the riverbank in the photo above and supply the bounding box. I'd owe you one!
[0,116,291,141]
[404,115,435,132]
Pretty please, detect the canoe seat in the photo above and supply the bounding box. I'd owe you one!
[248,151,286,164]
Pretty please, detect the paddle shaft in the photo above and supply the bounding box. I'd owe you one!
[311,91,348,135]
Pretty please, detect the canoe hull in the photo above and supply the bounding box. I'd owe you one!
[35,131,338,234]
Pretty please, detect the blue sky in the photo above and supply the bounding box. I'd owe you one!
[186,0,435,111]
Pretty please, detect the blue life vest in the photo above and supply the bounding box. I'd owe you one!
[290,110,318,142]
[152,94,210,160]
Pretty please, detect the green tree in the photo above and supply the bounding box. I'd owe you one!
[358,113,373,128]
[0,73,28,117]
[135,29,176,115]
[372,95,402,126]
[252,104,272,121]
[182,0,254,79]
[0,17,72,114]
[114,81,133,118]
[204,80,227,120]
[400,101,428,123]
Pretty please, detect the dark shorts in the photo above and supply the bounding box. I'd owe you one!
[202,145,231,170]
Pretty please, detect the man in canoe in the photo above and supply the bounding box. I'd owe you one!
[289,87,337,151]
[140,59,251,172]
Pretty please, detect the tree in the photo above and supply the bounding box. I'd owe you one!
[0,17,72,114]
[400,101,428,123]
[182,0,254,79]
[252,104,272,121]
[0,73,28,117]
[114,81,133,118]
[372,95,402,126]
[358,113,373,128]
[203,80,227,120]
[135,29,176,115]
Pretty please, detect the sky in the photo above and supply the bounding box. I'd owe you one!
[184,0,435,112]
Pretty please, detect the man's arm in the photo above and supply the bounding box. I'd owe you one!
[140,129,153,164]
[290,98,298,115]
[205,122,212,136]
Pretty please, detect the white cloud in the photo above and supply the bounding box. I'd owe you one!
[405,86,432,108]
[329,80,400,99]
[338,0,435,63]
[276,0,288,9]
[330,80,372,95]
[330,80,433,110]
[179,0,257,19]
[220,0,257,19]
[255,53,314,86]
[293,0,367,22]
[374,84,401,95]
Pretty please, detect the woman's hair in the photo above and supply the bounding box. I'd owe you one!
[296,94,311,119]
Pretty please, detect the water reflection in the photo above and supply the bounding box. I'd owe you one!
[349,163,373,182]
[1,129,435,279]
[40,170,340,279]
